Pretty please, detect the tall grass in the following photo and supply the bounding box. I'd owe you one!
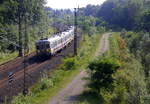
[102,34,147,104]
[0,52,18,64]
[77,33,147,104]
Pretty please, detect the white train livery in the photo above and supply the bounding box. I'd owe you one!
[35,26,74,56]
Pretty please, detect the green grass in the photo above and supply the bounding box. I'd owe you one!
[0,52,18,64]
[107,34,146,104]
[11,33,102,104]
[77,33,147,104]
[108,33,120,56]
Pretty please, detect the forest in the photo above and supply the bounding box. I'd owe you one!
[0,0,73,57]
[78,0,150,103]
[88,0,150,103]
[1,0,150,103]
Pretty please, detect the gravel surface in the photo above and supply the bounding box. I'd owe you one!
[48,33,110,104]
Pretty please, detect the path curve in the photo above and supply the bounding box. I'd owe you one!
[48,33,110,104]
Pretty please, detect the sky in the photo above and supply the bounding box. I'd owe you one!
[45,0,107,9]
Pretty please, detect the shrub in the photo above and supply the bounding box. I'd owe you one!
[63,57,78,70]
[32,77,54,94]
[40,78,54,90]
[97,26,105,33]
[88,58,120,93]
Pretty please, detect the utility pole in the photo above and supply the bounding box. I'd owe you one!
[67,16,70,27]
[0,35,28,97]
[23,13,29,96]
[23,51,28,96]
[74,8,78,56]
[46,12,49,37]
[53,10,56,34]
[18,0,23,57]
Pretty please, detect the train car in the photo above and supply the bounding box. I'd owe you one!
[35,26,74,57]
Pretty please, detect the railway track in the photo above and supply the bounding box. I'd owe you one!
[0,38,79,103]
[0,52,36,80]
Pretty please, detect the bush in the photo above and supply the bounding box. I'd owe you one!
[97,26,105,33]
[40,78,54,90]
[88,57,120,93]
[63,57,78,70]
[32,78,54,94]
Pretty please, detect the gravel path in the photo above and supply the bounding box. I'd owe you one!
[48,33,110,104]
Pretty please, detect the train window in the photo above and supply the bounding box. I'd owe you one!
[58,40,60,44]
[56,41,58,45]
[54,41,57,46]
[56,40,58,44]
[57,40,59,44]
[46,44,49,48]
[50,42,54,48]
[55,41,57,46]
[53,43,55,48]
[36,46,39,49]
[50,44,52,48]
[58,40,59,44]
[59,39,61,44]
[52,44,54,48]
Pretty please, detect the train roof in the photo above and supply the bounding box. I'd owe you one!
[36,26,74,44]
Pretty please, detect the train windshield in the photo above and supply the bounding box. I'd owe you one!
[36,41,50,50]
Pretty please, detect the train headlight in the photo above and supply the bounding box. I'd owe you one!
[47,49,51,53]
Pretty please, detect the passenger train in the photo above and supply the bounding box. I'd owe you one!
[35,26,74,56]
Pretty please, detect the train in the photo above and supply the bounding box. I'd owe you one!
[35,26,74,56]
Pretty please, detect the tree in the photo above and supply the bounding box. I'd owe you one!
[83,4,99,17]
[88,58,120,93]
[16,0,46,56]
[97,0,143,30]
[0,0,46,56]
[141,9,150,32]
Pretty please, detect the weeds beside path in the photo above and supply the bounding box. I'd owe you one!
[48,33,111,104]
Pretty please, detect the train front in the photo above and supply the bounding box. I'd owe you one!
[35,38,51,57]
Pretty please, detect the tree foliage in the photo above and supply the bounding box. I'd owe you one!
[140,9,150,32]
[98,0,144,30]
[0,1,74,55]
[88,58,120,93]
[80,0,150,31]
[0,0,47,55]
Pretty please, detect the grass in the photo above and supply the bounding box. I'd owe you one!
[0,49,36,65]
[11,33,102,104]
[0,52,18,64]
[77,33,147,104]
[107,33,146,104]
[108,33,120,56]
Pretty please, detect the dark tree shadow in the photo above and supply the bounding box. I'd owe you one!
[77,91,104,104]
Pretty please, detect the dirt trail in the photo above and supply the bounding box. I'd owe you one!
[48,33,110,104]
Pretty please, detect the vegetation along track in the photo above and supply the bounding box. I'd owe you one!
[0,36,80,104]
[48,33,110,104]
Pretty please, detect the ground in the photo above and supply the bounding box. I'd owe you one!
[48,33,110,104]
